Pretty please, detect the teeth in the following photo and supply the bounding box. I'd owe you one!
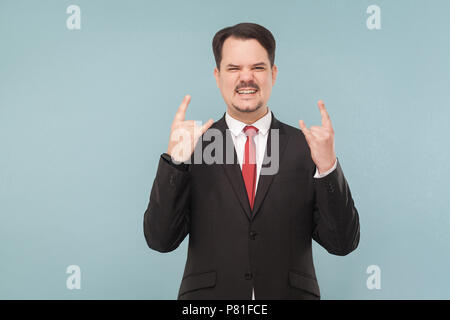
[237,90,256,94]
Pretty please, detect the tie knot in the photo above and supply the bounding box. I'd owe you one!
[243,125,258,137]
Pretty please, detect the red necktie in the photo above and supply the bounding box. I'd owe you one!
[242,125,258,211]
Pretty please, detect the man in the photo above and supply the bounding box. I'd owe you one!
[143,22,360,300]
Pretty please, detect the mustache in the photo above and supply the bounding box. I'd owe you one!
[235,81,259,91]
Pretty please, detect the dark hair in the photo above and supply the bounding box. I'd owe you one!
[212,22,276,70]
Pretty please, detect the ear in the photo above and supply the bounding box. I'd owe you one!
[214,67,220,88]
[271,64,278,86]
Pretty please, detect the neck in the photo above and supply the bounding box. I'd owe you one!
[227,105,269,124]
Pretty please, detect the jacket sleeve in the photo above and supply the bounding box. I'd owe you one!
[143,155,191,253]
[312,158,360,256]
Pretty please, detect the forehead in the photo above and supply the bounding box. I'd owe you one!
[221,37,270,66]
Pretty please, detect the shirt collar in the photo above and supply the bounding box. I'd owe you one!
[225,107,272,137]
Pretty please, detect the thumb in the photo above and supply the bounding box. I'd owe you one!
[299,120,312,142]
[200,118,214,134]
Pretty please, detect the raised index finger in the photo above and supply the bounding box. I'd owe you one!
[318,100,332,129]
[174,94,191,123]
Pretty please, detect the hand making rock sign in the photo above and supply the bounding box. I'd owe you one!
[299,100,337,174]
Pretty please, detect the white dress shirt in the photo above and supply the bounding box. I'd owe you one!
[225,107,337,300]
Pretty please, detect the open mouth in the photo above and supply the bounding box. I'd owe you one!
[235,88,258,95]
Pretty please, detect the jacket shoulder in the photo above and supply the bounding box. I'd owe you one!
[277,119,306,142]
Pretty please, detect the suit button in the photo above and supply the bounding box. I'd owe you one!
[250,231,258,240]
[169,175,175,186]
[327,182,334,193]
[245,272,253,280]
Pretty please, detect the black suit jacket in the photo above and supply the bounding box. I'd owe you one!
[143,112,360,300]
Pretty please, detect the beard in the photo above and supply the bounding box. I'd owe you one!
[231,100,264,113]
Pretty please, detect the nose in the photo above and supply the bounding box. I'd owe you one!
[239,69,254,82]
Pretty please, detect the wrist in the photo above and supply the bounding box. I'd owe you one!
[317,158,336,174]
[161,153,189,171]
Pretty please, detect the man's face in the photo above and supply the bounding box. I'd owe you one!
[214,37,277,114]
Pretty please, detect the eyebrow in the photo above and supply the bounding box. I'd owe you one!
[225,62,268,68]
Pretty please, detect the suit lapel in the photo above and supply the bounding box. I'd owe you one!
[213,112,288,222]
[215,115,253,221]
[251,114,288,220]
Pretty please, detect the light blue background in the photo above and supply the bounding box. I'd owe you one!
[1,0,449,299]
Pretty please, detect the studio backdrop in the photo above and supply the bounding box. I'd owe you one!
[1,0,449,299]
